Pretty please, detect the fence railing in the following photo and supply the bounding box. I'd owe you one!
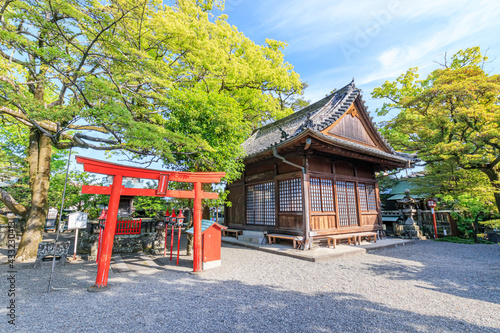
[115,218,142,235]
[88,218,157,235]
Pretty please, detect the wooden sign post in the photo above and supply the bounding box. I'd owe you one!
[67,212,88,260]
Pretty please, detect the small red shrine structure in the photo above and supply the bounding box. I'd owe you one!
[76,156,225,290]
[186,220,227,270]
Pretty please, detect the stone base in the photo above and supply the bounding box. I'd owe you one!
[395,223,422,239]
[202,260,221,270]
[87,285,110,292]
[239,231,266,245]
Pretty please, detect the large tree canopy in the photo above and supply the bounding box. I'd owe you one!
[0,0,303,259]
[372,47,500,213]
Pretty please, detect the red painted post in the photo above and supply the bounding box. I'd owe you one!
[431,208,438,239]
[163,209,169,257]
[96,226,102,264]
[176,223,181,265]
[94,175,122,288]
[176,210,185,266]
[193,182,202,273]
[170,224,174,260]
[428,199,438,239]
[170,211,176,261]
[96,209,107,264]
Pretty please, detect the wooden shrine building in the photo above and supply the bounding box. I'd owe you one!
[225,80,409,249]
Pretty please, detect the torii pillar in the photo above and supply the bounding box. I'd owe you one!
[76,156,225,290]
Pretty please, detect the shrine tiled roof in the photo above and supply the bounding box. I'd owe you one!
[242,80,408,164]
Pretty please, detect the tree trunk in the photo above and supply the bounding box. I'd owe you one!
[202,205,210,220]
[15,129,52,261]
[473,215,479,244]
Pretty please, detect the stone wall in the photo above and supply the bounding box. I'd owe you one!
[78,230,156,260]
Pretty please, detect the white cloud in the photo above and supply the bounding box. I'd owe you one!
[234,0,500,104]
[360,0,500,84]
[255,0,493,51]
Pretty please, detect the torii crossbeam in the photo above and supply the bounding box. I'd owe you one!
[76,156,225,290]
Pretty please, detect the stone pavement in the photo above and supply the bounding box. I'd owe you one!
[222,236,415,262]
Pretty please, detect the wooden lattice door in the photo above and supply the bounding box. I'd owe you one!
[335,181,359,227]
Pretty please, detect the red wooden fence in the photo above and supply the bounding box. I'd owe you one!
[115,218,142,235]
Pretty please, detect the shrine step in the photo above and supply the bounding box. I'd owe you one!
[238,231,267,245]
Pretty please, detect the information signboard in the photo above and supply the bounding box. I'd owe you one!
[67,212,88,230]
[45,208,58,229]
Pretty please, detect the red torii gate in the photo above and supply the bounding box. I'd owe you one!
[76,156,225,290]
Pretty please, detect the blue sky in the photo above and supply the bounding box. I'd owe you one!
[73,0,500,169]
[218,0,500,117]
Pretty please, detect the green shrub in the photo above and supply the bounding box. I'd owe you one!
[434,236,494,244]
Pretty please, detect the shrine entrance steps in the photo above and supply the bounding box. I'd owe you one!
[237,231,267,245]
[221,237,416,262]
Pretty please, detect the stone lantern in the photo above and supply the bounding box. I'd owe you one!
[395,189,422,238]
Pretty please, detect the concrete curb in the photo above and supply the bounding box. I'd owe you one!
[222,238,416,262]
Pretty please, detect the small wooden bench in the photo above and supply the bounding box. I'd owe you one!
[357,232,377,244]
[326,233,359,249]
[222,228,243,239]
[267,233,304,249]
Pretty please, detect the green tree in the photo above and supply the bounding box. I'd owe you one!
[440,193,496,242]
[372,47,500,214]
[0,122,104,222]
[133,182,169,218]
[0,0,303,260]
[47,170,100,213]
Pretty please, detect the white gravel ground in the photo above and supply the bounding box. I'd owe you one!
[0,240,499,333]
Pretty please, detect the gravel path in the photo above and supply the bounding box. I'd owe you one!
[0,240,499,332]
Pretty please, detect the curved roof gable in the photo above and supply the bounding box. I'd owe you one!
[242,80,396,157]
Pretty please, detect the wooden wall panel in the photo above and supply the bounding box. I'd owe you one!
[278,214,302,229]
[334,161,355,177]
[310,215,336,230]
[357,165,374,179]
[328,112,376,146]
[277,157,303,174]
[309,157,332,173]
[245,170,274,183]
[246,159,274,176]
[227,184,245,225]
[362,214,378,226]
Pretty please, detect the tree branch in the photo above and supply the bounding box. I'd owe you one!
[0,0,15,26]
[0,188,28,218]
[0,49,27,66]
[73,133,117,145]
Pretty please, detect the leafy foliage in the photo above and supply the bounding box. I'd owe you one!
[440,193,496,238]
[0,0,303,173]
[0,0,303,259]
[372,47,500,214]
[434,236,494,244]
[133,182,169,218]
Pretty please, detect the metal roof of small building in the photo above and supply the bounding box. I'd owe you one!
[186,219,227,234]
[382,216,400,222]
[242,80,408,164]
[386,176,427,201]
